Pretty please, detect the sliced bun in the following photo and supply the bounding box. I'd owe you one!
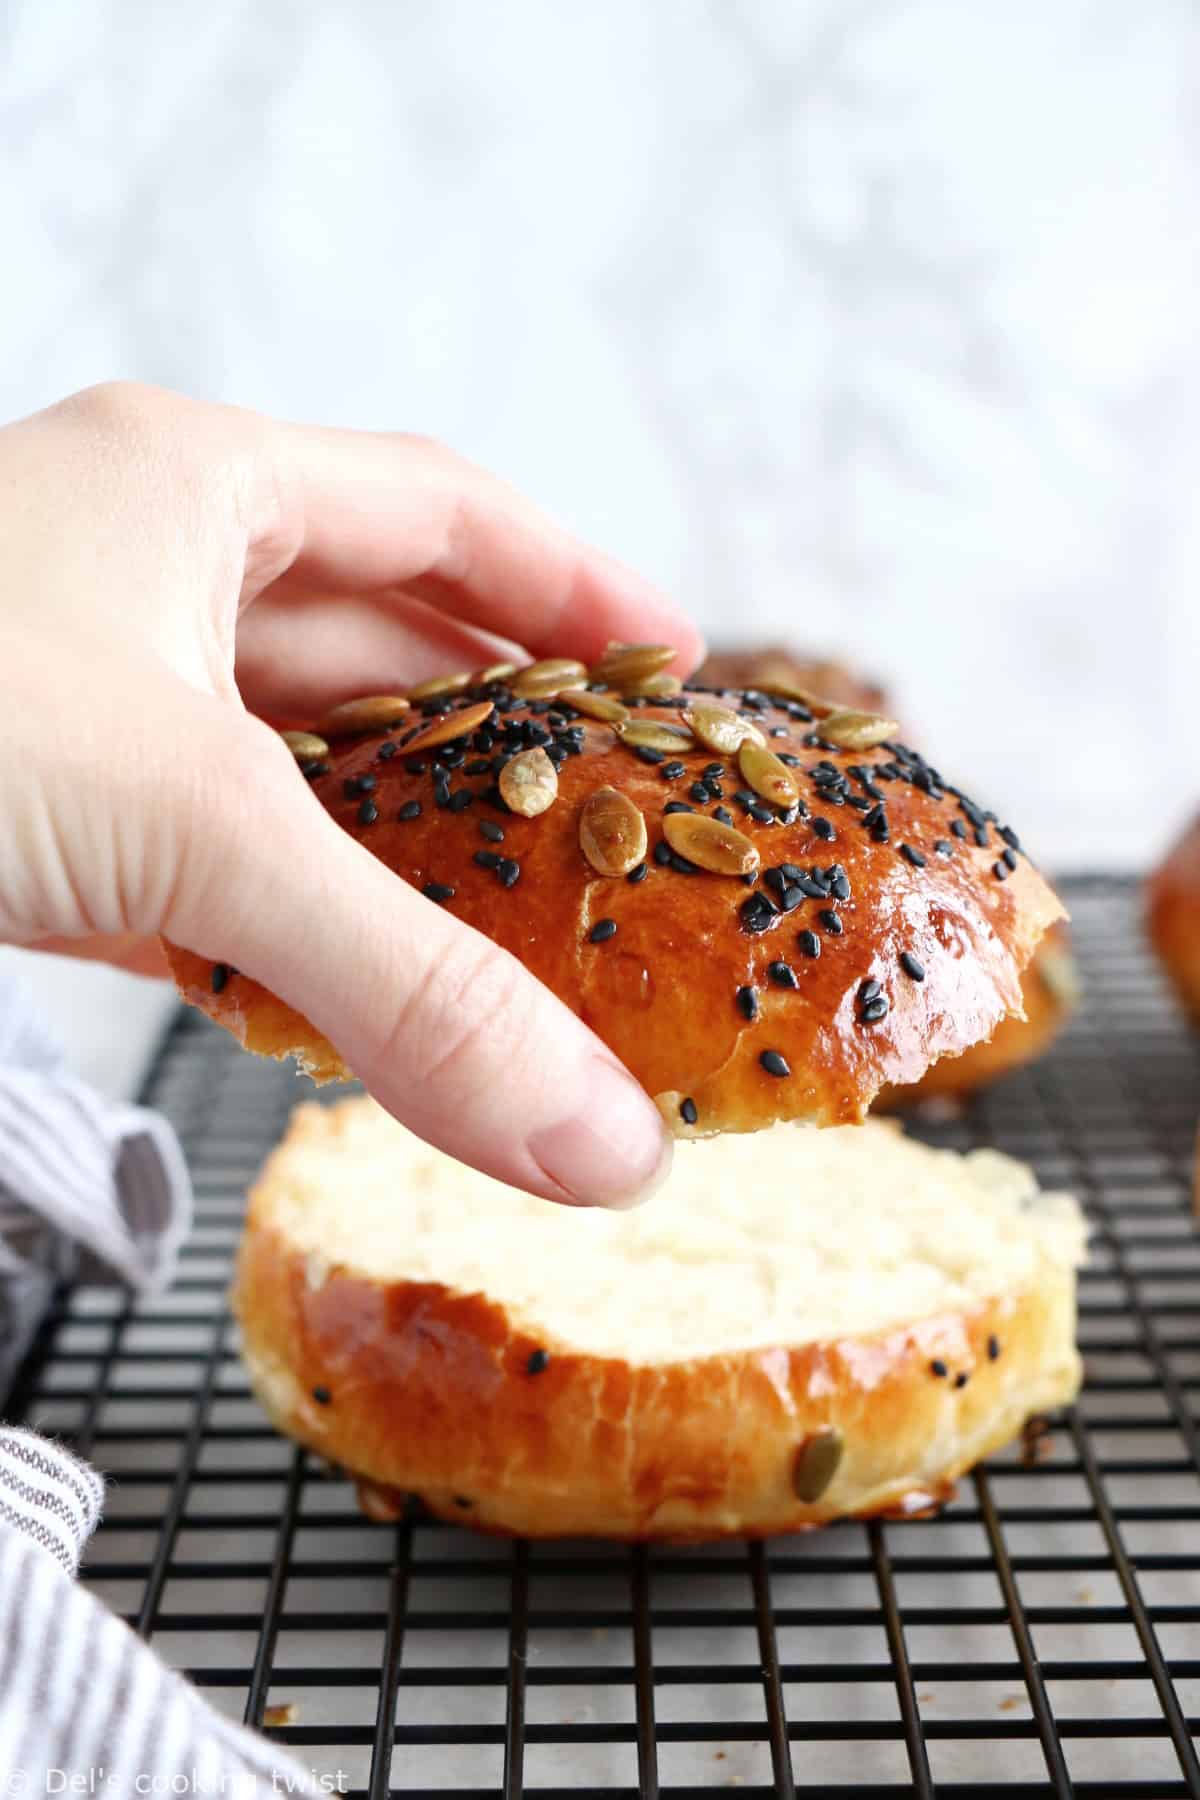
[1147,811,1200,1027]
[234,1098,1085,1540]
[165,663,1065,1136]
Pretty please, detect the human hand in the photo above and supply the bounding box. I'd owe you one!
[0,384,703,1205]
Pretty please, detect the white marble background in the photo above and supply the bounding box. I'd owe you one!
[2,0,1197,869]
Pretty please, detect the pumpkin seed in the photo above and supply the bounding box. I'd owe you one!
[403,699,495,754]
[567,690,630,725]
[738,740,800,808]
[510,658,589,699]
[280,730,330,761]
[406,671,473,701]
[579,786,647,876]
[662,811,760,876]
[316,696,412,738]
[590,641,677,686]
[618,672,683,700]
[617,719,697,754]
[689,701,766,756]
[819,709,899,751]
[498,745,559,816]
[793,1427,844,1502]
[760,680,837,715]
[472,660,519,686]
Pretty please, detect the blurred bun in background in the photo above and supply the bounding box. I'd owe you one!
[1146,813,1200,1029]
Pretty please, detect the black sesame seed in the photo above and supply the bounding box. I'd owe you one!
[497,859,521,888]
[934,839,952,855]
[713,805,735,827]
[464,757,491,776]
[830,871,851,901]
[300,759,329,780]
[812,817,835,842]
[770,725,788,738]
[344,773,375,798]
[899,843,926,868]
[398,799,422,821]
[797,929,820,959]
[422,882,455,904]
[446,789,473,813]
[1002,846,1018,871]
[733,788,755,808]
[479,819,505,843]
[662,760,686,780]
[357,797,379,826]
[992,860,1009,882]
[654,841,673,866]
[740,893,778,934]
[987,1335,1001,1361]
[626,861,648,884]
[778,884,804,913]
[680,1097,698,1125]
[759,1049,790,1078]
[1000,825,1021,852]
[870,816,890,844]
[769,960,799,989]
[748,802,775,824]
[211,963,231,995]
[589,918,618,943]
[703,762,726,778]
[954,1371,969,1390]
[776,751,801,766]
[794,874,827,899]
[664,800,696,816]
[930,1359,948,1379]
[311,1385,331,1405]
[818,909,843,935]
[736,985,759,1021]
[526,1349,550,1376]
[670,852,701,875]
[377,742,398,761]
[690,782,711,803]
[899,951,925,982]
[975,824,990,848]
[860,995,889,1023]
[474,849,501,870]
[951,819,968,840]
[858,978,882,1002]
[635,745,665,765]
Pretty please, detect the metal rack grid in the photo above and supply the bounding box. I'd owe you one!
[6,876,1200,1798]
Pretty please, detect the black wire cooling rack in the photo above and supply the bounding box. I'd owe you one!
[6,877,1200,1799]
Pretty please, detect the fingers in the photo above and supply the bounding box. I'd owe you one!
[255,421,705,671]
[233,589,524,723]
[167,712,672,1208]
[27,933,170,979]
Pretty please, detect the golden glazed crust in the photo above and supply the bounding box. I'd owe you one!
[165,674,1066,1136]
[233,1105,1082,1540]
[1147,812,1200,1027]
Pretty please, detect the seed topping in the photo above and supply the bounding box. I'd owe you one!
[737,740,800,809]
[618,719,697,754]
[589,917,618,943]
[818,709,899,751]
[316,695,412,738]
[280,730,330,761]
[511,657,588,699]
[793,1427,843,1502]
[568,690,630,725]
[404,700,495,755]
[759,1049,790,1078]
[662,812,760,876]
[689,701,766,756]
[579,787,648,877]
[679,1097,698,1125]
[498,745,559,817]
[590,642,678,687]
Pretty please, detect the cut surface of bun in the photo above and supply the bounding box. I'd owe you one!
[166,665,1066,1137]
[235,1097,1086,1539]
[1147,811,1200,1027]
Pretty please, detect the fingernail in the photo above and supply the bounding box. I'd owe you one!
[527,1058,673,1208]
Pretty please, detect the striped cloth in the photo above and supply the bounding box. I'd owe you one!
[0,967,318,1798]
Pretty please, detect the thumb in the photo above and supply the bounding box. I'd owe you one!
[167,716,673,1208]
